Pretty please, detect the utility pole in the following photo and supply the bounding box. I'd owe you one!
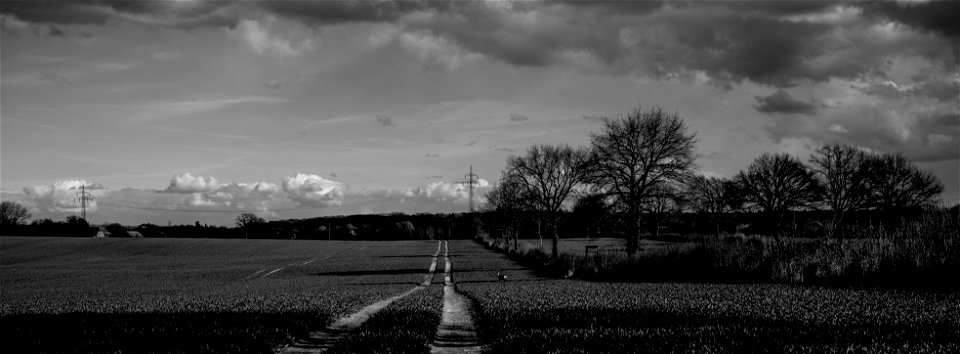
[74,184,95,221]
[464,165,479,213]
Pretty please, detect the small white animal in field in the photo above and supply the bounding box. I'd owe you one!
[496,271,507,281]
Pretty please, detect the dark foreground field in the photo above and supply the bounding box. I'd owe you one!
[2,237,958,353]
[1,237,443,353]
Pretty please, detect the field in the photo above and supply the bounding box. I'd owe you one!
[450,240,960,353]
[1,237,444,353]
[3,236,959,353]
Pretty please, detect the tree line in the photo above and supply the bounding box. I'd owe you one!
[486,106,946,258]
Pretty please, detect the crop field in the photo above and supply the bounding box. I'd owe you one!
[1,237,444,353]
[451,240,960,353]
[3,236,959,353]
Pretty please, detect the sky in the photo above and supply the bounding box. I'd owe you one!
[1,0,957,226]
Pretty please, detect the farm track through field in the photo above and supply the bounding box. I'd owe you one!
[278,241,444,354]
[246,242,372,280]
[430,241,483,354]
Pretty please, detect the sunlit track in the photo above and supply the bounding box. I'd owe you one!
[423,240,443,286]
[430,241,484,354]
[278,240,444,354]
[245,242,370,280]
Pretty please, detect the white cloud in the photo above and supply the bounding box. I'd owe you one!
[164,172,221,193]
[282,173,345,207]
[412,179,490,203]
[228,18,316,57]
[185,192,218,207]
[780,5,863,25]
[22,180,104,213]
[828,123,849,134]
[163,96,286,114]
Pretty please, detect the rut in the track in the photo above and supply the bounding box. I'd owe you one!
[430,241,483,354]
[246,243,371,280]
[278,241,443,353]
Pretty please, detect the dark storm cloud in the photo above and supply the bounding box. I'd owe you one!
[765,105,960,163]
[917,81,960,103]
[3,0,954,91]
[626,7,841,87]
[755,90,821,115]
[255,0,456,26]
[402,1,626,68]
[0,0,237,28]
[550,0,666,16]
[721,0,842,16]
[862,0,960,38]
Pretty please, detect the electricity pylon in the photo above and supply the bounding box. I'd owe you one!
[463,166,479,213]
[74,184,95,220]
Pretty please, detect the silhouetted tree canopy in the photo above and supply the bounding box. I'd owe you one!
[506,143,590,258]
[235,213,266,228]
[736,153,818,235]
[587,106,696,256]
[864,152,944,210]
[809,144,871,237]
[0,201,31,226]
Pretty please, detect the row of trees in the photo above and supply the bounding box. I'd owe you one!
[487,106,945,258]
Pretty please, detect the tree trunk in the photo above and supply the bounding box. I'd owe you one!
[626,209,641,257]
[715,215,721,238]
[551,214,559,259]
[537,219,543,250]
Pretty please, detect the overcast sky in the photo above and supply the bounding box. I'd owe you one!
[1,0,957,226]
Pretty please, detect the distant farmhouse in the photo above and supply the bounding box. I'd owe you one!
[92,226,144,238]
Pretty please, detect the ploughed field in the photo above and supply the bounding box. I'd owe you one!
[2,237,958,353]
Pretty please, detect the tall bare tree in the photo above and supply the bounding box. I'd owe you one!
[506,144,590,258]
[587,106,696,256]
[735,153,818,235]
[864,152,944,211]
[0,201,31,226]
[809,144,870,238]
[686,175,742,236]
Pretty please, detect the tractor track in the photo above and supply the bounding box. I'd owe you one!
[245,242,371,280]
[278,241,445,353]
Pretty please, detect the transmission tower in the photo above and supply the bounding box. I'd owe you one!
[74,184,95,220]
[463,165,479,212]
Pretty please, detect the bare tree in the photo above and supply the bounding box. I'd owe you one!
[686,175,741,236]
[864,152,944,211]
[809,144,870,238]
[485,175,530,250]
[0,201,31,226]
[587,106,696,256]
[735,153,818,236]
[506,144,590,258]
